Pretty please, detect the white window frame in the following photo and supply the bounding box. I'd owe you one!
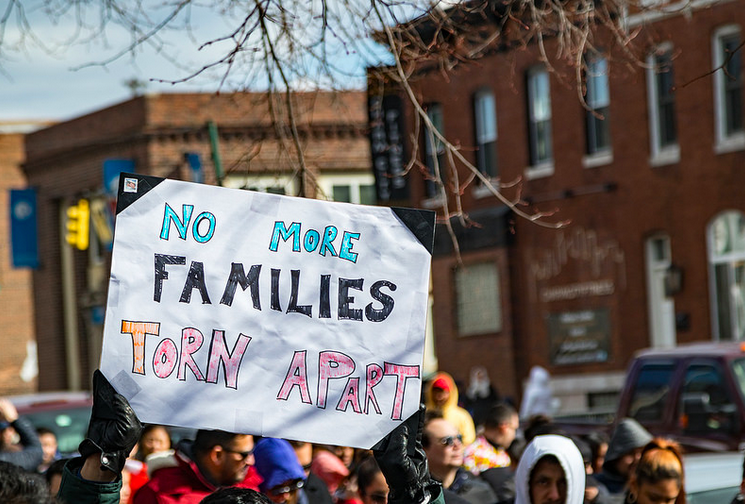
[708,211,745,341]
[316,172,377,205]
[223,174,297,195]
[423,103,446,207]
[526,66,554,179]
[474,89,498,178]
[645,235,677,348]
[583,53,613,168]
[712,25,745,154]
[646,43,680,166]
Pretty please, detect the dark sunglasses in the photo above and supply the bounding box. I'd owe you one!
[438,434,463,447]
[269,479,305,496]
[220,446,255,460]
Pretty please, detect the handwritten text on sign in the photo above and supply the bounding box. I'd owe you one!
[100,178,432,448]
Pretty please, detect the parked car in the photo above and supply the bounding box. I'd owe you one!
[9,391,92,457]
[9,391,197,457]
[555,341,745,452]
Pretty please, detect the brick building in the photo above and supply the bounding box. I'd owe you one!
[0,122,49,394]
[23,91,374,391]
[372,0,745,411]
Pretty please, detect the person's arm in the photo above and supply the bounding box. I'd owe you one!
[57,455,122,504]
[57,370,142,503]
[373,404,443,504]
[0,398,43,471]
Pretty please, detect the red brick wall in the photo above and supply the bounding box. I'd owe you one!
[402,0,745,401]
[431,248,517,398]
[0,132,37,394]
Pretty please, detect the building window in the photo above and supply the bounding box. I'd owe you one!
[223,175,295,195]
[474,89,498,179]
[646,45,679,165]
[708,211,745,340]
[713,25,745,152]
[527,66,553,175]
[424,103,446,199]
[317,173,377,205]
[455,262,502,336]
[585,53,611,156]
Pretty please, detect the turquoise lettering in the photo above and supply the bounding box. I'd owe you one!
[339,231,360,263]
[269,221,301,252]
[160,203,193,240]
[320,226,338,257]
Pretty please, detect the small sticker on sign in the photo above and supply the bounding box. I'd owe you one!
[124,178,138,193]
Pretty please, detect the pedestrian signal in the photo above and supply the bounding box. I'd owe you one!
[66,199,90,250]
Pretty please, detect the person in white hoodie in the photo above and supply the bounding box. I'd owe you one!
[519,366,558,421]
[514,435,585,504]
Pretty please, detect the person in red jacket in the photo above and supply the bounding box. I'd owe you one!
[133,429,261,504]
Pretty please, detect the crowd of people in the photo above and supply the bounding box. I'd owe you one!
[0,367,740,504]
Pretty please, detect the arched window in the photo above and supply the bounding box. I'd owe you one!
[709,211,745,340]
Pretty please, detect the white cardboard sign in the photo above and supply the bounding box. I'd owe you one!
[99,175,434,448]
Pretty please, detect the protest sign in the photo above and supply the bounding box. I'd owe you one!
[99,174,434,448]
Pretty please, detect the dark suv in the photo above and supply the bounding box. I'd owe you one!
[617,341,745,452]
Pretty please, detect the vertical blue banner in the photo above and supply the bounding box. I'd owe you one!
[9,189,39,269]
[185,153,204,184]
[103,159,136,198]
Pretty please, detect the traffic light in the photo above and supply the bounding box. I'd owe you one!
[66,199,90,250]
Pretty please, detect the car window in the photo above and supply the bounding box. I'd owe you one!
[731,357,745,401]
[680,362,738,435]
[628,362,675,422]
[24,406,91,456]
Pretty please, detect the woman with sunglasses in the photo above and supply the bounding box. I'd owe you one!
[625,439,685,504]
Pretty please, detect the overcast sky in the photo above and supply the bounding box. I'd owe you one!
[0,3,382,125]
[1,49,210,124]
[0,8,224,123]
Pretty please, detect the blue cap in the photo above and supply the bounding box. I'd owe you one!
[254,438,306,492]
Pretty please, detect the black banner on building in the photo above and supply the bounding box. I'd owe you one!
[548,309,611,365]
[368,94,409,202]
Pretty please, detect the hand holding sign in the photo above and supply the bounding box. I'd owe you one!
[79,370,142,474]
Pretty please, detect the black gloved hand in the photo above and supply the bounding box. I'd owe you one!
[78,369,142,474]
[373,404,440,504]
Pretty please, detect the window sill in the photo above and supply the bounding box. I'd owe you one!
[472,180,499,199]
[525,162,555,180]
[649,146,680,167]
[583,150,613,169]
[421,195,445,209]
[715,134,745,155]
